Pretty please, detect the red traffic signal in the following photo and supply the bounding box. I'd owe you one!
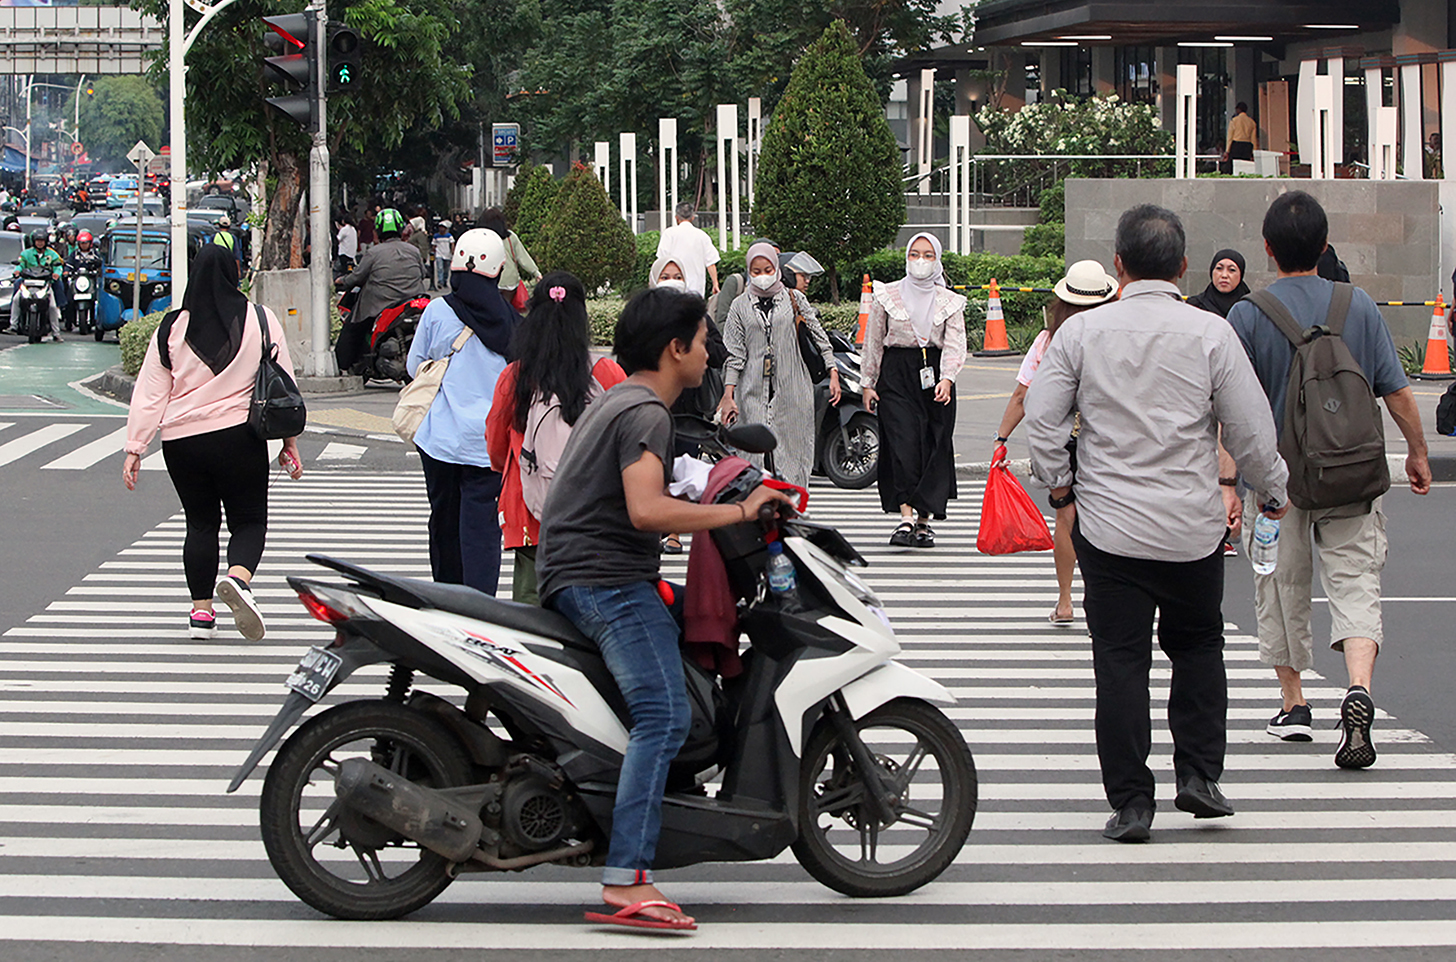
[262,12,316,131]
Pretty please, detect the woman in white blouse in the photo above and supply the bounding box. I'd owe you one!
[861,233,967,547]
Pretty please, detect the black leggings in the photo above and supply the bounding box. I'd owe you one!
[162,424,270,600]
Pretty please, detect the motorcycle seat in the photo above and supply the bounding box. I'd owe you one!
[305,554,597,653]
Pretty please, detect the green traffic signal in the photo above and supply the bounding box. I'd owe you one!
[327,22,360,94]
[334,64,353,86]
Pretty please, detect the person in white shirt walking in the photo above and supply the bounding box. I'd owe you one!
[335,212,358,272]
[655,203,720,298]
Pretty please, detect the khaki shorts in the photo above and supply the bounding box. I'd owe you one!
[1241,492,1387,672]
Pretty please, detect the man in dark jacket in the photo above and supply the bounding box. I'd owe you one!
[333,207,427,373]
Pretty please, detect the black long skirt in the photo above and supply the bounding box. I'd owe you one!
[876,346,957,518]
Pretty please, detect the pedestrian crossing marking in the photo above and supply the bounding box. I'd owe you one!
[2,471,1456,953]
[317,441,367,460]
[0,422,86,467]
[39,425,127,470]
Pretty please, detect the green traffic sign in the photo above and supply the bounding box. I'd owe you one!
[335,65,352,85]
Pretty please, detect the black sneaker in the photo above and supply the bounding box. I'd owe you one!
[1335,686,1377,769]
[188,608,216,640]
[1102,803,1153,842]
[1267,703,1314,741]
[215,575,266,641]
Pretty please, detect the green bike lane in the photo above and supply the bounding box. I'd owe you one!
[0,339,128,417]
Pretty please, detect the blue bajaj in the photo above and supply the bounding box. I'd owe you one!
[98,221,173,340]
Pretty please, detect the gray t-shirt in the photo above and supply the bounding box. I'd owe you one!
[536,382,674,603]
[1225,276,1407,438]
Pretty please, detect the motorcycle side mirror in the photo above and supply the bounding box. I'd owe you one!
[723,422,777,454]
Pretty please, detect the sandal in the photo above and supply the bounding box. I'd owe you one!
[889,521,916,546]
[661,535,684,555]
[1049,607,1074,626]
[584,899,697,931]
[913,521,935,547]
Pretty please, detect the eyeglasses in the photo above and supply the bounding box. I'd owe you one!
[906,250,938,261]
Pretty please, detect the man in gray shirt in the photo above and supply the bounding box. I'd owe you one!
[1025,204,1289,843]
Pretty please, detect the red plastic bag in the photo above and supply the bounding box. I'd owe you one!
[976,446,1054,555]
[511,281,530,311]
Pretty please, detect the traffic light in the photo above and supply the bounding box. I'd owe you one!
[262,12,317,132]
[327,22,360,93]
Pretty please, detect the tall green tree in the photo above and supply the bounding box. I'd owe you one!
[66,77,165,169]
[538,164,636,292]
[133,0,471,268]
[753,21,904,301]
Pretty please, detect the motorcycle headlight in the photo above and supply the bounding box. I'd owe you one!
[153,284,166,295]
[73,276,90,292]
[108,281,121,293]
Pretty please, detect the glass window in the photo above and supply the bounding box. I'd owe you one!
[109,239,169,271]
[1059,47,1093,98]
[1116,46,1158,104]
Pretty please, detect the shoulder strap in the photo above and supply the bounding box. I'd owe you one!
[448,327,473,354]
[1325,282,1354,336]
[254,303,276,362]
[790,288,805,327]
[156,309,182,370]
[1244,290,1307,347]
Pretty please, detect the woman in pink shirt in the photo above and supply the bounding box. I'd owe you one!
[122,245,304,641]
[995,259,1117,625]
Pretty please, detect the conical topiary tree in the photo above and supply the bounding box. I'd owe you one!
[753,20,905,302]
[538,164,637,293]
[505,161,561,252]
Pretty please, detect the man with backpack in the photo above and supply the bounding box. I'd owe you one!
[1224,191,1431,769]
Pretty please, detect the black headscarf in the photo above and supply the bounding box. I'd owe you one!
[181,243,249,375]
[444,270,518,356]
[1188,248,1250,318]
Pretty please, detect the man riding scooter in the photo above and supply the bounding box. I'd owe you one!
[17,229,64,342]
[333,207,427,374]
[65,230,103,334]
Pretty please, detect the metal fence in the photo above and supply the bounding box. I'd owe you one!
[904,154,1224,208]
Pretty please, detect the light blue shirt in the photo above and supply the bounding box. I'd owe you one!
[406,297,507,467]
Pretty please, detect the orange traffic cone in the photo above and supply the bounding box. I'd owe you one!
[1415,294,1454,380]
[973,278,1016,357]
[855,274,872,345]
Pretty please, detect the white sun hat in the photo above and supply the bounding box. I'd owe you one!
[1053,259,1119,306]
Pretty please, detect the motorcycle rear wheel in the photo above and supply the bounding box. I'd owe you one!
[792,698,976,897]
[259,699,474,920]
[821,413,879,490]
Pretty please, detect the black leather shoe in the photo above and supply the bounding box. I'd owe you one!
[1102,805,1153,842]
[1175,774,1234,818]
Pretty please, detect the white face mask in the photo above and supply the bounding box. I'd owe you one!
[656,278,686,292]
[907,259,936,280]
[750,272,778,291]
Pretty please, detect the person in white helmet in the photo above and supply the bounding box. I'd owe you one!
[405,228,518,594]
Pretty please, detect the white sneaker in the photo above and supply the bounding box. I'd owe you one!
[215,575,266,641]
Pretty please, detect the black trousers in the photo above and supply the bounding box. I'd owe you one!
[417,446,503,595]
[162,423,270,600]
[875,346,957,518]
[1072,522,1227,811]
[334,320,372,374]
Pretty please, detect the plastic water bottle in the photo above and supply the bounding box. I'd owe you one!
[765,541,803,609]
[1250,513,1280,575]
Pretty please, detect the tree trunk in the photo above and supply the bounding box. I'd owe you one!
[261,150,304,270]
[828,264,840,304]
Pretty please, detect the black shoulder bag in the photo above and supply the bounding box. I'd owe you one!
[791,291,829,383]
[247,304,307,440]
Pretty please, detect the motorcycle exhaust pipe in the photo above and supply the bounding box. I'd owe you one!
[334,758,484,862]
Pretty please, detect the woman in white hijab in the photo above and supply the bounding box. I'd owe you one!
[860,232,968,547]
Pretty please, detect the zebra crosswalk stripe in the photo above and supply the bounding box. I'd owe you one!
[2,471,1456,952]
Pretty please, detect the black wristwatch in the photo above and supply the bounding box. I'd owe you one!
[993,435,1008,444]
[1048,490,1076,509]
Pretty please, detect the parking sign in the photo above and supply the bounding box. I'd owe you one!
[491,124,519,165]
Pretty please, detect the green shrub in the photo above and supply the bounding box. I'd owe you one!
[585,297,626,346]
[509,161,562,253]
[119,309,166,376]
[1038,181,1066,224]
[837,249,1061,334]
[538,166,637,294]
[1020,223,1065,259]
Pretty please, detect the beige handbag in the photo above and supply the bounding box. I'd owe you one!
[391,327,472,443]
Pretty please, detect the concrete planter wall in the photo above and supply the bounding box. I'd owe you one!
[1065,178,1440,347]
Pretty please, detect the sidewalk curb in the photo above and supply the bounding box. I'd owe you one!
[956,457,1032,481]
[83,366,135,405]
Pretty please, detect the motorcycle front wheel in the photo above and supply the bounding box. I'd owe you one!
[792,698,976,897]
[26,309,42,344]
[77,308,92,336]
[821,413,879,490]
[259,699,473,920]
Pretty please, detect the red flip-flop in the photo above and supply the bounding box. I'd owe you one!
[584,899,697,931]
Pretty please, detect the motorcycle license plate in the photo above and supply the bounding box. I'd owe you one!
[285,646,343,702]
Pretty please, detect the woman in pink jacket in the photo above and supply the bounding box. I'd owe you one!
[122,245,304,641]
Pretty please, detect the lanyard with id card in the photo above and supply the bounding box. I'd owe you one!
[918,346,935,390]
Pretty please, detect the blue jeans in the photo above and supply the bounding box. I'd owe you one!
[435,255,451,288]
[550,582,690,886]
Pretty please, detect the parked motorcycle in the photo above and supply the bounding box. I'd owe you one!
[14,265,54,344]
[337,288,428,383]
[68,265,100,337]
[230,421,976,920]
[815,329,880,489]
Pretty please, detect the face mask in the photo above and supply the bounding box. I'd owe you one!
[750,272,778,291]
[907,259,936,280]
[656,278,686,292]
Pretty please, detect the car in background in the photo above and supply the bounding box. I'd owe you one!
[194,192,250,223]
[107,177,139,209]
[70,211,117,241]
[0,230,23,329]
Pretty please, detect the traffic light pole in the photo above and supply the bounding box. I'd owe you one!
[308,0,337,377]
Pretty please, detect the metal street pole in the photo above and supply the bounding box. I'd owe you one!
[307,0,336,377]
[132,155,147,322]
[24,75,31,196]
[168,0,188,303]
